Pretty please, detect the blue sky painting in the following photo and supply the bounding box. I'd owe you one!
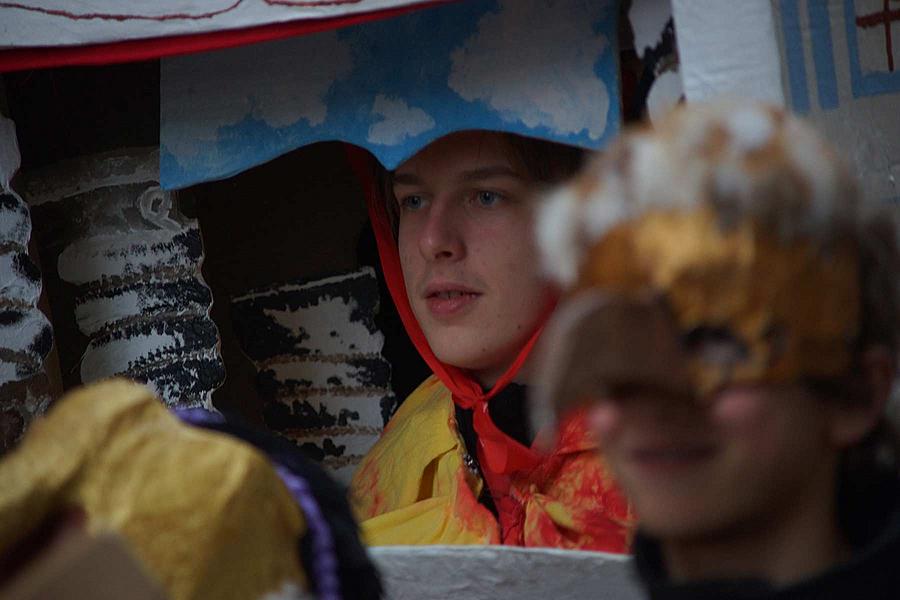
[160,0,620,190]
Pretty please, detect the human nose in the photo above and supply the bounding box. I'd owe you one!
[418,198,465,262]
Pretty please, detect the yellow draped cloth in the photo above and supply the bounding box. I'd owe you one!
[350,376,633,550]
[0,379,306,600]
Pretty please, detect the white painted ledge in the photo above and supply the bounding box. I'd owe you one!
[369,546,643,600]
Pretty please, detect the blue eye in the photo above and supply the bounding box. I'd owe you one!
[399,195,424,211]
[476,191,503,207]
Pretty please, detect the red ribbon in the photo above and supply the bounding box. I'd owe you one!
[345,145,552,490]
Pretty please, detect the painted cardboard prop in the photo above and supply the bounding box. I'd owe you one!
[533,100,864,425]
[159,0,622,188]
[0,1,448,50]
[161,0,632,550]
[0,380,307,600]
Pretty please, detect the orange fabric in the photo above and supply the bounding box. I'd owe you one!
[345,145,631,550]
[513,408,633,549]
[350,376,633,550]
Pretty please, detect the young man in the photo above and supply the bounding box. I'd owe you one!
[347,131,633,550]
[535,101,900,597]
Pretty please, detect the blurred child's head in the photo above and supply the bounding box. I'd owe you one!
[534,101,899,548]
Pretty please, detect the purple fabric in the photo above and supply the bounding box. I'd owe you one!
[276,465,342,600]
[174,407,226,427]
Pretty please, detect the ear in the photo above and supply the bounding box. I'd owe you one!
[828,346,895,448]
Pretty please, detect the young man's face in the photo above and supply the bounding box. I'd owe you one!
[591,383,841,540]
[393,131,552,386]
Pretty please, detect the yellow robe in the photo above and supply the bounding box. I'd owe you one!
[350,376,633,550]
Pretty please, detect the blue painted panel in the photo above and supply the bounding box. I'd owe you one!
[160,0,621,190]
[808,0,840,109]
[780,0,812,113]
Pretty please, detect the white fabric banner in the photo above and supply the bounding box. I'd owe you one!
[672,0,786,106]
[0,0,438,48]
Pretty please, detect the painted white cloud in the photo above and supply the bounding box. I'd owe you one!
[161,31,353,159]
[367,95,436,146]
[449,0,610,141]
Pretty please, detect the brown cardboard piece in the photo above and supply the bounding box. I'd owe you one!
[0,530,168,600]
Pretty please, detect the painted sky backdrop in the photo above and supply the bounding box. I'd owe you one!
[160,0,620,190]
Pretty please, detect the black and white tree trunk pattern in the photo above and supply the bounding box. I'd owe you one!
[232,268,396,484]
[21,148,224,409]
[0,116,53,452]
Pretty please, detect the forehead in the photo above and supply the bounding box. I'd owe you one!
[394,131,521,179]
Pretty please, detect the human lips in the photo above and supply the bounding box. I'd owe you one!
[422,282,482,318]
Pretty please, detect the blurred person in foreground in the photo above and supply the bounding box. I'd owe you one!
[533,100,900,598]
[0,379,380,600]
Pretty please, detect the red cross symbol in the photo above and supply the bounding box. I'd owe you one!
[857,0,900,72]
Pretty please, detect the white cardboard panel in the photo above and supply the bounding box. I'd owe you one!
[370,546,643,600]
[672,0,786,105]
[0,1,438,48]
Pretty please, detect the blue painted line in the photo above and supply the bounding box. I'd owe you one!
[808,0,840,109]
[780,0,811,113]
[844,0,865,96]
[844,0,900,97]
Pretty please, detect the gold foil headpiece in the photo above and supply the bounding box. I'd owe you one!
[535,101,867,411]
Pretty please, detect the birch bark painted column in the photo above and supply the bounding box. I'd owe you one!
[20,148,224,408]
[0,116,53,452]
[232,268,396,484]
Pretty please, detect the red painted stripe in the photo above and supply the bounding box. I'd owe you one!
[856,2,900,72]
[0,0,457,73]
[855,6,900,27]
